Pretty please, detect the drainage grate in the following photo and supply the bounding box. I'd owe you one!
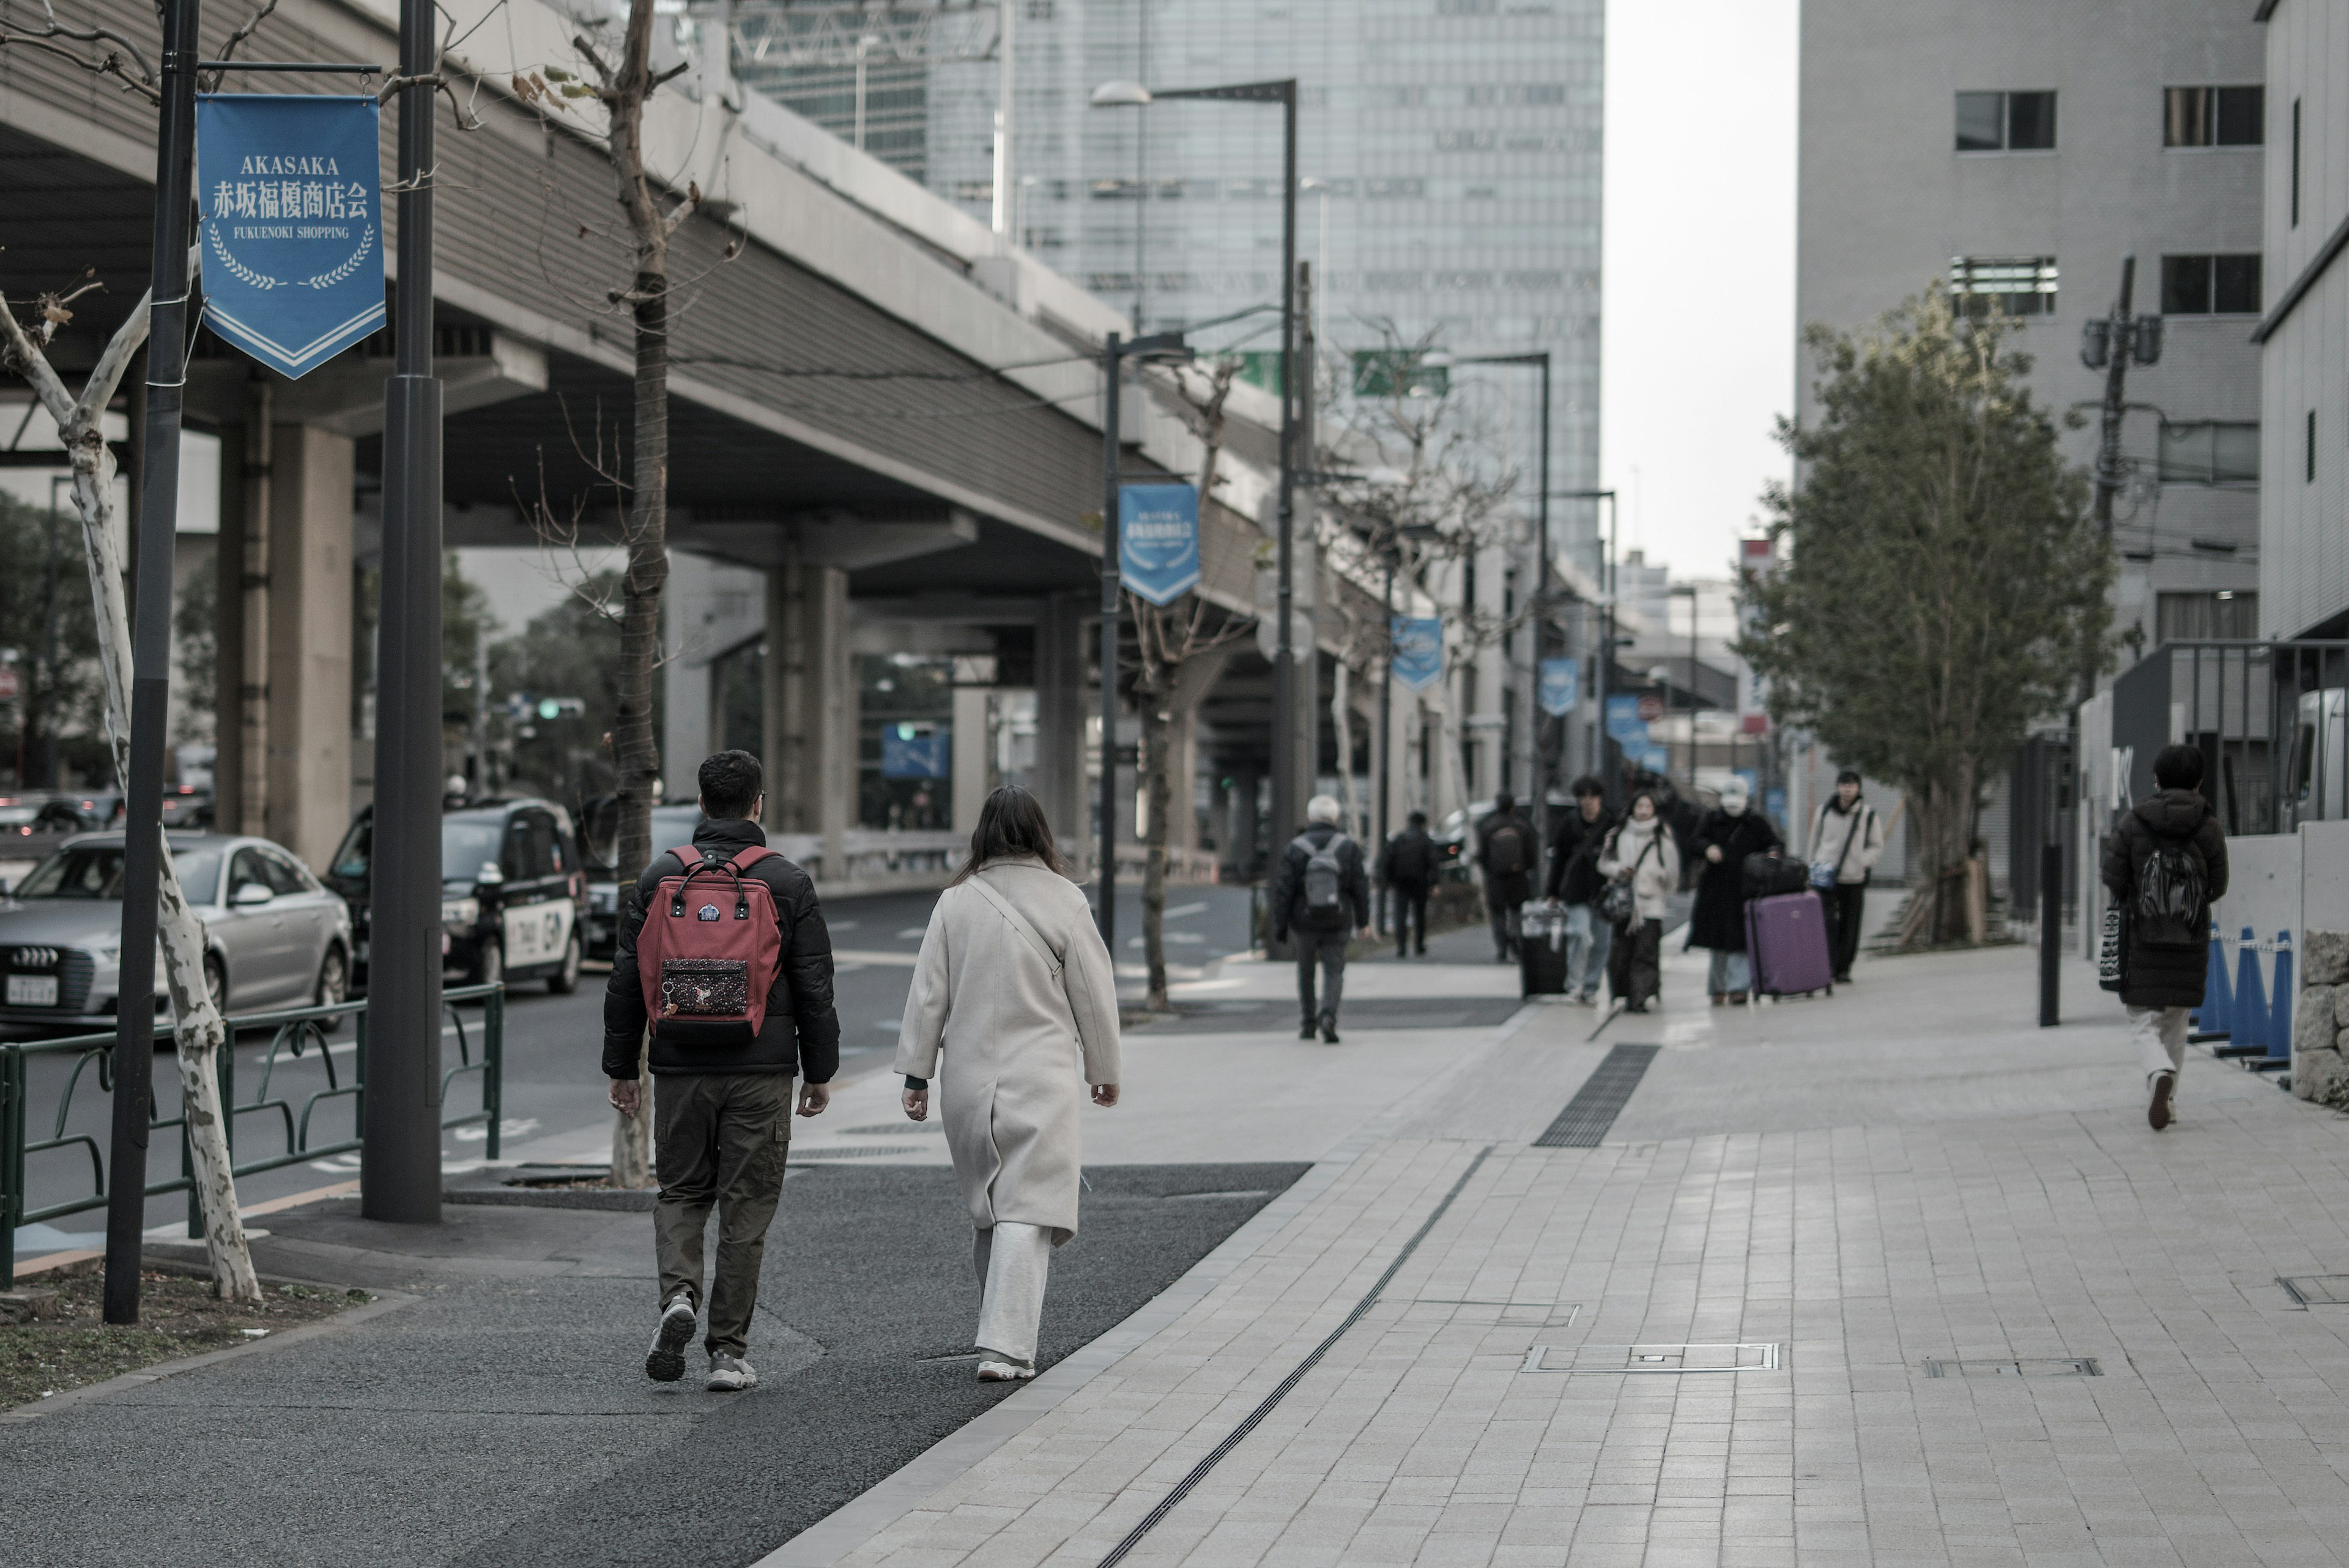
[1921,1357,2101,1378]
[1533,1044,1661,1147]
[2279,1275,2349,1307]
[1522,1342,1780,1374]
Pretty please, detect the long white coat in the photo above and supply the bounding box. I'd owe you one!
[894,856,1121,1244]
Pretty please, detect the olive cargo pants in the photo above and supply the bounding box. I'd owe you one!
[653,1072,792,1359]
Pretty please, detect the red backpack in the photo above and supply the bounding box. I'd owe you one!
[635,845,783,1046]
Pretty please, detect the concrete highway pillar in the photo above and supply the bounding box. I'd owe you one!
[762,562,793,835]
[1033,593,1086,852]
[760,543,853,874]
[952,683,990,837]
[263,423,355,872]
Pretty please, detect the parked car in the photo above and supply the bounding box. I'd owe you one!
[0,831,354,1031]
[582,803,705,962]
[326,799,587,994]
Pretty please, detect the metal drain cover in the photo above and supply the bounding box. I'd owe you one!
[1522,1342,1779,1374]
[1921,1357,2101,1378]
[2279,1276,2349,1307]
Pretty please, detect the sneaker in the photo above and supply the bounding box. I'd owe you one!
[645,1294,697,1383]
[976,1358,1037,1382]
[707,1351,759,1392]
[2148,1071,2176,1131]
[1319,1011,1340,1045]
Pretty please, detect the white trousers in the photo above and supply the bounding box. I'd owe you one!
[973,1221,1053,1367]
[2131,1005,2189,1084]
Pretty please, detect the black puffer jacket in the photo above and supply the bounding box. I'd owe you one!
[1271,821,1371,938]
[2100,789,2229,1009]
[1545,806,1616,905]
[602,817,841,1081]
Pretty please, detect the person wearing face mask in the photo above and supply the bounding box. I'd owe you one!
[1806,770,1885,984]
[1598,790,1680,1013]
[1687,779,1781,1005]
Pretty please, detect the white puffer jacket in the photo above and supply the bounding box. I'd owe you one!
[1598,816,1680,922]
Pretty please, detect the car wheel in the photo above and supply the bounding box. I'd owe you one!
[204,955,228,1019]
[476,938,504,990]
[547,927,582,995]
[313,946,348,1035]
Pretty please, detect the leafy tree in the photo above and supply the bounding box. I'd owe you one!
[0,490,103,785]
[488,571,629,808]
[1739,289,2113,944]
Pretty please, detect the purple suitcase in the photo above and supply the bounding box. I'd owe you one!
[1745,891,1835,998]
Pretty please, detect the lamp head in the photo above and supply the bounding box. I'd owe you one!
[1090,80,1153,107]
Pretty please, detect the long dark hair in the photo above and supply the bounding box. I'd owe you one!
[949,785,1066,885]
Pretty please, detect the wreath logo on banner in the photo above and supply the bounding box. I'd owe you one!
[209,221,374,292]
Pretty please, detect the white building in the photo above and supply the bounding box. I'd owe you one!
[1798,0,2266,652]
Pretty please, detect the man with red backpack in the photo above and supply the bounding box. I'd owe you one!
[604,749,839,1391]
[2100,743,2228,1132]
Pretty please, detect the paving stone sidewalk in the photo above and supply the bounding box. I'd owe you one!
[813,944,2349,1567]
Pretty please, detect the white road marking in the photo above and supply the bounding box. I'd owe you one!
[1163,902,1209,919]
[832,949,920,967]
[894,927,928,940]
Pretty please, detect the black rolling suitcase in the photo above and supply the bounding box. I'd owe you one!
[1520,905,1570,996]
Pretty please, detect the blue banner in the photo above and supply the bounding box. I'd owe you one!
[1605,694,1647,744]
[1118,483,1200,606]
[197,95,384,379]
[1390,617,1443,692]
[1537,657,1580,717]
[880,723,951,779]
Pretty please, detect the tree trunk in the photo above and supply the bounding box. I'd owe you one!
[1,288,259,1299]
[1330,656,1359,839]
[1138,694,1171,1012]
[605,0,675,1188]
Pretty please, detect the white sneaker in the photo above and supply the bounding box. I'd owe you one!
[707,1351,759,1392]
[976,1358,1037,1382]
[645,1295,696,1383]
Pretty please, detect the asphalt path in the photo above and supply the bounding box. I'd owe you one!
[0,1161,1307,1568]
[10,882,1261,1257]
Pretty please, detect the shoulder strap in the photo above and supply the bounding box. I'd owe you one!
[966,872,1063,978]
[1833,812,1861,876]
[727,845,776,873]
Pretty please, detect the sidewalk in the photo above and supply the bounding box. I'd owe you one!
[789,940,2349,1568]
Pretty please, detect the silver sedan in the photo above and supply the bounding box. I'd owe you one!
[0,831,354,1030]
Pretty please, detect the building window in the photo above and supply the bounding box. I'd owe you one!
[2157,422,2260,486]
[2157,592,2258,641]
[1955,91,2056,152]
[2164,86,2264,146]
[2160,255,2263,315]
[1950,255,2058,316]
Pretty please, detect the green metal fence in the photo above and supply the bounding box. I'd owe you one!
[1,983,503,1282]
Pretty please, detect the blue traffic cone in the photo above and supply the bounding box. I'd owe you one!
[2232,927,2266,1053]
[2269,931,2295,1063]
[2195,919,2231,1035]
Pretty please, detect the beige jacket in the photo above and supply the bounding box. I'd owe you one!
[1598,816,1681,923]
[894,856,1121,1244]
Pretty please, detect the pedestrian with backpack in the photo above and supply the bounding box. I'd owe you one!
[1271,794,1373,1042]
[1376,809,1439,958]
[1476,793,1538,962]
[2100,744,2228,1131]
[605,750,839,1392]
[897,786,1120,1382]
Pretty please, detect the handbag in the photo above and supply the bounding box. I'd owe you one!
[1597,833,1655,929]
[2097,903,2126,992]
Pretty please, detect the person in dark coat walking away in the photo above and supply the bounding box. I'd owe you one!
[1688,779,1781,1004]
[1806,770,1885,983]
[1598,790,1680,1013]
[2100,744,2228,1131]
[1475,793,1537,962]
[1376,810,1439,957]
[1271,794,1373,1042]
[605,749,838,1392]
[1543,776,1616,1004]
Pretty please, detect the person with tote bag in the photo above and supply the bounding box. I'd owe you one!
[897,786,1122,1381]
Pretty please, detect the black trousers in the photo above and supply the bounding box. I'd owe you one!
[1486,894,1522,957]
[1390,882,1430,954]
[1825,883,1868,979]
[1608,917,1662,1009]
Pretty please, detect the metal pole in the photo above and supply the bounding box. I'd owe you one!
[2038,839,2062,1027]
[1378,552,1393,926]
[365,0,443,1225]
[105,0,203,1324]
[1097,333,1121,945]
[1271,83,1299,845]
[1535,355,1551,806]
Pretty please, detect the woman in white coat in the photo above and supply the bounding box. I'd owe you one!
[897,786,1121,1381]
[1598,789,1681,1013]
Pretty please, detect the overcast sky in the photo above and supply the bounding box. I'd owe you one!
[1600,0,1799,582]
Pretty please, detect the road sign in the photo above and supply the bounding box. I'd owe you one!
[1636,691,1664,723]
[1537,657,1579,716]
[880,723,950,779]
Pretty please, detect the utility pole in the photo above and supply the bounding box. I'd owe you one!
[1097,330,1121,946]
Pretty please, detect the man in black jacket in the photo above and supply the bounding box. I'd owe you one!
[1475,793,1538,962]
[604,749,839,1391]
[1375,810,1438,958]
[1271,794,1372,1042]
[2100,743,2228,1132]
[1543,776,1615,1005]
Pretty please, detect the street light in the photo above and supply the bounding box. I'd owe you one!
[1095,327,1195,950]
[1092,75,1304,856]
